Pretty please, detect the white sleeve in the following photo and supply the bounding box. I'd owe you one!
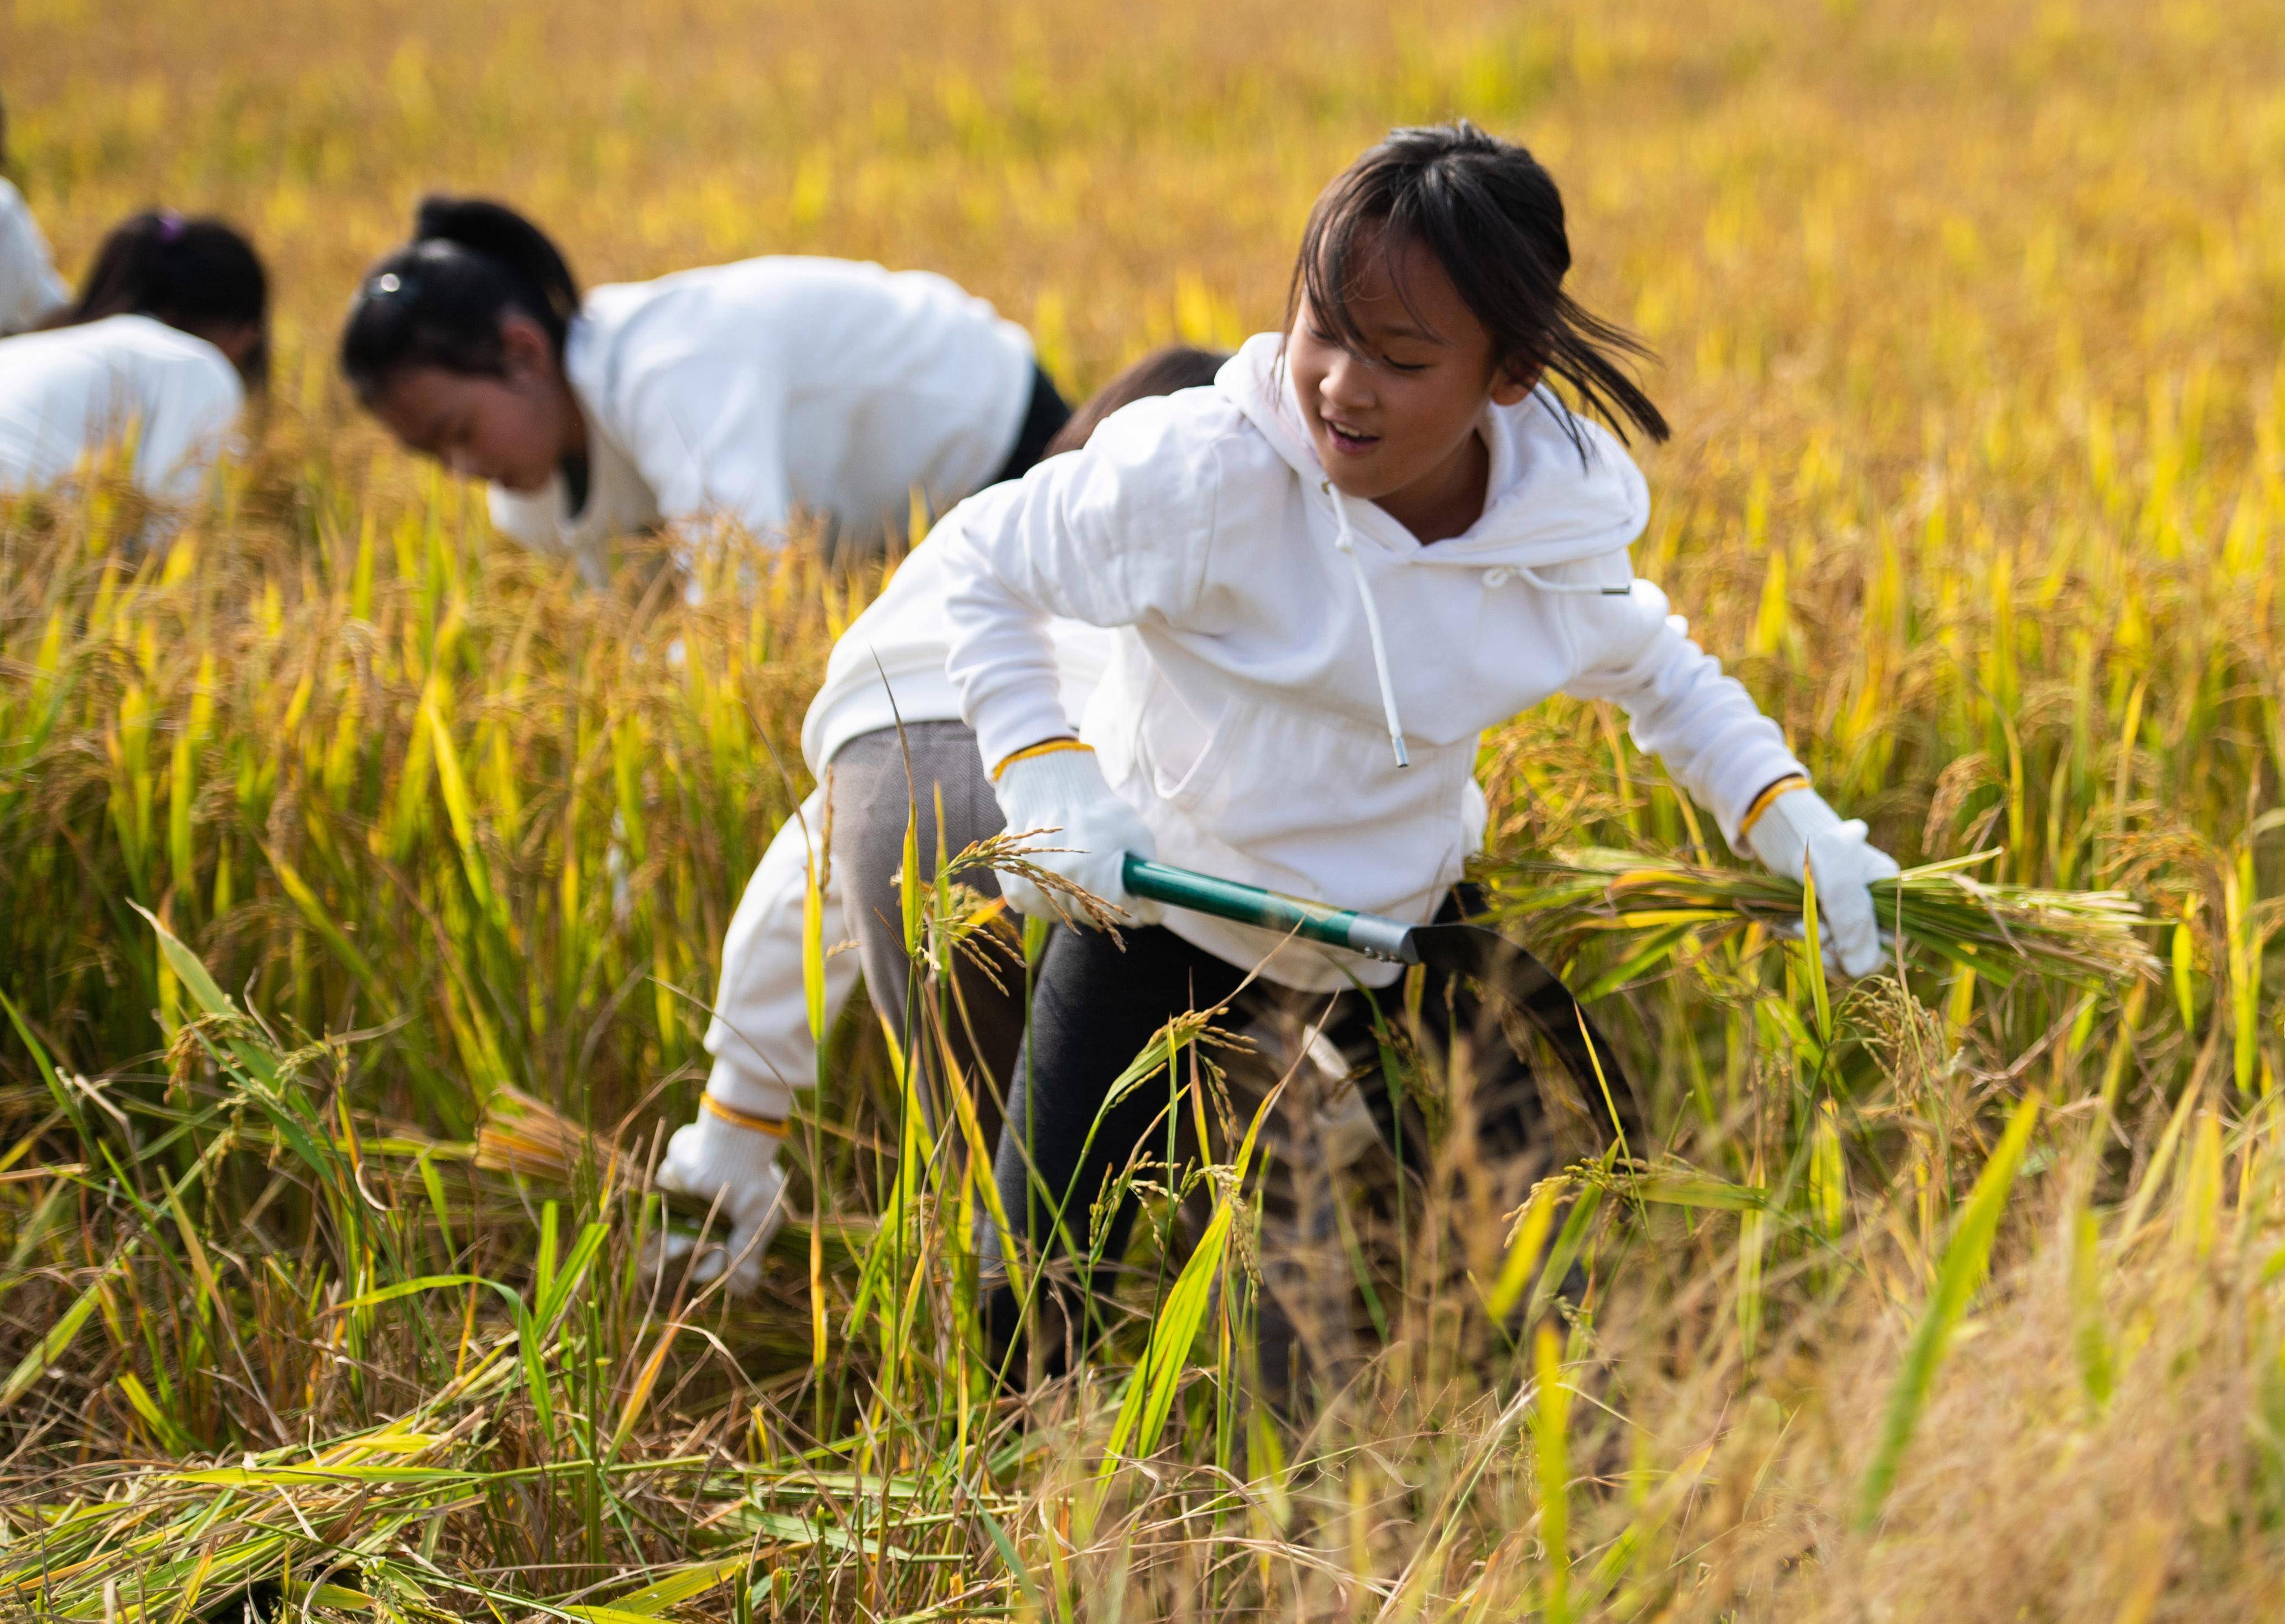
[701,790,860,1117]
[0,184,69,334]
[941,397,1220,768]
[617,348,794,550]
[487,485,559,552]
[1560,570,1807,848]
[135,356,244,507]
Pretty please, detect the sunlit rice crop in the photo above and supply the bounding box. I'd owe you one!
[7,0,2285,1616]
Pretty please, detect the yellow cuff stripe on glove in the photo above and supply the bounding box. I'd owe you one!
[1737,774,1812,840]
[991,737,1094,783]
[702,1094,790,1138]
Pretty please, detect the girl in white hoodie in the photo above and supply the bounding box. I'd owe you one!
[0,211,267,508]
[647,348,1228,1295]
[935,122,1901,1349]
[339,198,1069,582]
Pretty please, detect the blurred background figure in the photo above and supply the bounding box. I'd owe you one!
[0,210,267,506]
[0,92,70,334]
[339,195,1070,589]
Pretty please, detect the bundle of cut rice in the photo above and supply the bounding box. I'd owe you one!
[475,1085,871,1257]
[474,1084,638,1194]
[1495,847,2158,997]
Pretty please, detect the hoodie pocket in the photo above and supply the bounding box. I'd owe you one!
[1130,664,1235,811]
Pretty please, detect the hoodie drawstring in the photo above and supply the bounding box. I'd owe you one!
[1517,563,1638,597]
[1324,483,1410,769]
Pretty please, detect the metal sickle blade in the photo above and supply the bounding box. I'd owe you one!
[1403,923,1635,1144]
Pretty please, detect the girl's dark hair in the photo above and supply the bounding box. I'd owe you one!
[339,196,580,401]
[1290,121,1668,446]
[1044,344,1230,458]
[43,211,271,389]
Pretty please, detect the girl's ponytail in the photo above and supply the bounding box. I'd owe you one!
[1291,121,1669,449]
[340,195,581,400]
[41,211,271,389]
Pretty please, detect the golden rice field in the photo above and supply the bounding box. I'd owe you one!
[6,0,2285,1615]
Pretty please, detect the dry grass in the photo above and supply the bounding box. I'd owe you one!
[5,0,2285,1616]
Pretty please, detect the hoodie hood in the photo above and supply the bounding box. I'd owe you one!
[1214,331,1651,772]
[1216,330,1650,569]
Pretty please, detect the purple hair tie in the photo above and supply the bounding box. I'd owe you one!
[156,210,185,242]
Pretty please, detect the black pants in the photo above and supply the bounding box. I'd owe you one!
[983,901,1561,1358]
[989,364,1074,485]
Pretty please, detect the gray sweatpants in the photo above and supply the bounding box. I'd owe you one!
[825,721,1026,1150]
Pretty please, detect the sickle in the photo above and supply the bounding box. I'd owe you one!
[1121,855,1633,1141]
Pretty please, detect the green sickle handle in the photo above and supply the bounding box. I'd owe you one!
[1121,854,1417,963]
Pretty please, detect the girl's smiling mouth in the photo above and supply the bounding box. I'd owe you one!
[1321,415,1381,455]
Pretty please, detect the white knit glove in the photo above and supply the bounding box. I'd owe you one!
[1744,786,1900,979]
[991,744,1162,926]
[648,1107,790,1297]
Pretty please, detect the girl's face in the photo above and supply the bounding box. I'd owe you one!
[1287,230,1536,541]
[368,313,582,493]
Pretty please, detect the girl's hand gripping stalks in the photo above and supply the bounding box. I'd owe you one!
[1744,784,1900,979]
[648,1102,790,1297]
[989,741,1163,926]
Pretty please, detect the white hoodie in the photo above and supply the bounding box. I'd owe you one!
[487,256,1036,582]
[941,332,1807,990]
[0,179,70,336]
[701,513,1117,1116]
[0,314,244,505]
